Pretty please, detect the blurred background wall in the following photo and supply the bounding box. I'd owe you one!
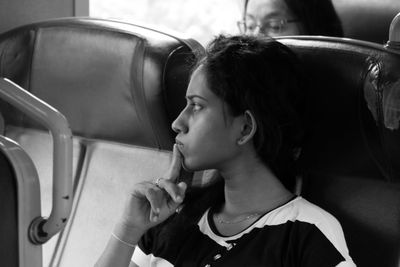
[0,0,88,34]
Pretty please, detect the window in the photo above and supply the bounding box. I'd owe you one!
[90,0,242,45]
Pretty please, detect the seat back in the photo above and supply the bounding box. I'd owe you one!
[277,36,400,266]
[333,0,400,43]
[0,18,204,266]
[301,174,400,267]
[51,142,174,266]
[0,17,203,149]
[0,147,18,266]
[5,127,83,266]
[0,136,42,267]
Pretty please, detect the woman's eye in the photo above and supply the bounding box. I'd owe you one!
[190,103,202,112]
[266,21,282,32]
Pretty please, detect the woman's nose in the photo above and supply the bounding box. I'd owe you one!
[171,111,188,134]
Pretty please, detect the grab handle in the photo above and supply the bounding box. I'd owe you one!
[386,12,400,49]
[0,78,72,244]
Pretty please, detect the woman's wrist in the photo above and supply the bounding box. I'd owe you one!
[110,232,136,248]
[112,222,146,246]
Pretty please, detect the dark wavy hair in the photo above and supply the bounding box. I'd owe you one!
[158,35,306,240]
[195,35,304,189]
[244,0,343,37]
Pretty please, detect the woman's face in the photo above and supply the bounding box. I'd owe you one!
[245,0,305,37]
[172,66,242,171]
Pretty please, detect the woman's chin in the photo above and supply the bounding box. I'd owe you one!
[181,161,192,172]
[182,158,200,172]
[182,162,199,172]
[182,158,211,172]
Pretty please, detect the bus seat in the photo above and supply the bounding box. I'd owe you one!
[301,174,400,267]
[5,126,83,266]
[277,36,400,266]
[0,17,203,149]
[0,135,42,267]
[0,112,4,135]
[49,141,182,266]
[0,18,203,266]
[6,126,82,216]
[333,0,400,44]
[0,148,18,266]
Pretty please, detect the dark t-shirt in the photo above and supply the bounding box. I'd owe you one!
[132,196,355,267]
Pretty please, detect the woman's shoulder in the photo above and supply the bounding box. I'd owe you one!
[288,196,341,226]
[270,196,343,237]
[268,196,355,265]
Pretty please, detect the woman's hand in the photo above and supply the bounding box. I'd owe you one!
[118,144,187,234]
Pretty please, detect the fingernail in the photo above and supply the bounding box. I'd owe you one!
[178,182,187,189]
[176,196,182,202]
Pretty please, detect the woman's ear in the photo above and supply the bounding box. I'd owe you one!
[237,110,257,145]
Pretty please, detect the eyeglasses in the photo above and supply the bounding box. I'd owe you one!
[237,16,300,36]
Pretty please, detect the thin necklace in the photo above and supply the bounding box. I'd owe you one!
[214,212,262,224]
[214,194,295,224]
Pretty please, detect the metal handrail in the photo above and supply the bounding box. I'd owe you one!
[386,12,400,49]
[0,78,72,244]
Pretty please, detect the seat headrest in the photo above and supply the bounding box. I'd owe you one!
[333,0,400,43]
[278,36,400,266]
[0,18,204,149]
[278,36,400,182]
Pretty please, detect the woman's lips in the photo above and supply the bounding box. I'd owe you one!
[175,140,189,171]
[175,139,184,146]
[175,139,184,152]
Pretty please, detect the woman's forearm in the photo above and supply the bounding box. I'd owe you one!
[95,223,145,267]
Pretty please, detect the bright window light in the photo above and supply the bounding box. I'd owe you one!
[90,0,242,45]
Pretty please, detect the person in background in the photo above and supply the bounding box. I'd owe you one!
[238,0,343,37]
[96,34,355,267]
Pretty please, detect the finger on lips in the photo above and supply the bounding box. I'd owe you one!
[154,144,185,201]
[140,145,186,223]
[166,144,182,181]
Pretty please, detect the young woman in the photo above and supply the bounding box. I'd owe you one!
[239,0,343,37]
[96,35,355,267]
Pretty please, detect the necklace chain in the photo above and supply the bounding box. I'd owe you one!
[214,212,262,224]
[213,194,295,224]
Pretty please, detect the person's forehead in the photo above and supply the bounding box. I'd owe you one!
[247,0,291,18]
[186,66,213,99]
